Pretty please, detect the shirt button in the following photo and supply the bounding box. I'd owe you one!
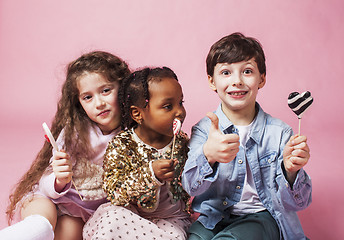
[236,185,241,189]
[197,181,202,185]
[223,201,228,206]
[238,159,243,164]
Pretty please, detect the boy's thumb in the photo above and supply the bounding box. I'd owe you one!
[206,112,220,133]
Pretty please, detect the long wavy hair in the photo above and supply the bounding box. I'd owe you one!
[6,51,130,224]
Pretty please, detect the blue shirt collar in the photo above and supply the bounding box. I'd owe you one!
[214,102,266,144]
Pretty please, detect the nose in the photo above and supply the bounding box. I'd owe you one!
[95,95,106,108]
[231,72,243,86]
[175,105,186,122]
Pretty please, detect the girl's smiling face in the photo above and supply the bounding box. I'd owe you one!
[78,72,120,134]
[208,58,266,121]
[133,77,186,148]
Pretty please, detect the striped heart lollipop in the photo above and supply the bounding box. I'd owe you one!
[288,91,313,119]
[288,91,313,135]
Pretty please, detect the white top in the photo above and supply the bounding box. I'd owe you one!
[230,123,266,215]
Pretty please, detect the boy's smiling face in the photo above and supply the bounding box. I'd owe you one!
[208,58,266,123]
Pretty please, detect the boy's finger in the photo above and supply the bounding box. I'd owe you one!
[291,135,307,145]
[225,134,240,144]
[207,112,221,133]
[293,142,308,150]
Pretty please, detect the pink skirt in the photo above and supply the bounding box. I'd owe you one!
[83,202,192,240]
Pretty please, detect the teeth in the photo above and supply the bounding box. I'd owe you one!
[230,92,246,96]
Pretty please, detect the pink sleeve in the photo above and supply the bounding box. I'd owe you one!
[38,172,71,199]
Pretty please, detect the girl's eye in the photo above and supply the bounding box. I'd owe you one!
[102,88,112,94]
[221,70,230,75]
[179,100,185,106]
[163,104,172,110]
[83,95,92,101]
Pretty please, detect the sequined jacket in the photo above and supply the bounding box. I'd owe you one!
[103,129,190,212]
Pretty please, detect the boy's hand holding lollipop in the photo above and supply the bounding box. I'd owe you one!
[283,91,313,185]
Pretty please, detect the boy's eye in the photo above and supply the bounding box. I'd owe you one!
[221,70,230,75]
[180,100,185,106]
[243,69,253,74]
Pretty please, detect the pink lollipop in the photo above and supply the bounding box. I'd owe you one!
[171,119,181,159]
[173,119,181,135]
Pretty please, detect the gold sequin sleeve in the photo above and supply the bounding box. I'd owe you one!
[103,130,159,210]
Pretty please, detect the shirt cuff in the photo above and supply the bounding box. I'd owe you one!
[39,173,71,199]
[198,154,218,181]
[149,161,165,186]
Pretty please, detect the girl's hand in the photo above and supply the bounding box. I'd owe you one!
[51,149,73,192]
[152,159,177,182]
[283,135,310,185]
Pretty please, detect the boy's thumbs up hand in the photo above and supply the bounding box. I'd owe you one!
[203,112,240,166]
[208,111,221,132]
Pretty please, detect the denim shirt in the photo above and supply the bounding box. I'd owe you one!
[182,103,312,240]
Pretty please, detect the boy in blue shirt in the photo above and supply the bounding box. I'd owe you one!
[182,32,312,240]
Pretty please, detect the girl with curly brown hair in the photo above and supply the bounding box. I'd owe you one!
[0,51,130,240]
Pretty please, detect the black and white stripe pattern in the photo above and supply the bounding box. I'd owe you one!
[288,91,313,119]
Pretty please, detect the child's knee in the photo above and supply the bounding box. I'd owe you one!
[20,196,57,229]
[188,221,215,240]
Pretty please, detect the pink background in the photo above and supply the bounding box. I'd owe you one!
[1,1,343,239]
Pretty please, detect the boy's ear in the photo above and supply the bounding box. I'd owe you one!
[208,75,217,92]
[258,74,266,89]
[130,106,143,124]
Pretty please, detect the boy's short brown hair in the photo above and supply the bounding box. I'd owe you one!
[206,32,266,77]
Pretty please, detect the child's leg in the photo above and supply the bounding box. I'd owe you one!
[54,215,84,240]
[188,220,217,240]
[151,217,191,240]
[0,215,54,240]
[0,196,56,240]
[84,202,189,240]
[21,195,58,228]
[212,211,280,240]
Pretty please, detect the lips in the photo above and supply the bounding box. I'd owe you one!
[98,110,110,117]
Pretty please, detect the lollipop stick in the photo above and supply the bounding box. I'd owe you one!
[171,135,176,160]
[298,118,301,136]
[42,123,83,201]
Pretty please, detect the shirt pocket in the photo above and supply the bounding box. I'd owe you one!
[258,151,277,168]
[258,151,278,190]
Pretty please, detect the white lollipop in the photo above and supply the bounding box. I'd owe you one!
[42,122,83,201]
[171,119,181,160]
[173,119,181,135]
[43,122,59,151]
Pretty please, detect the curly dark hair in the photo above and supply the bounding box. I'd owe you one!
[6,51,130,224]
[118,66,178,130]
